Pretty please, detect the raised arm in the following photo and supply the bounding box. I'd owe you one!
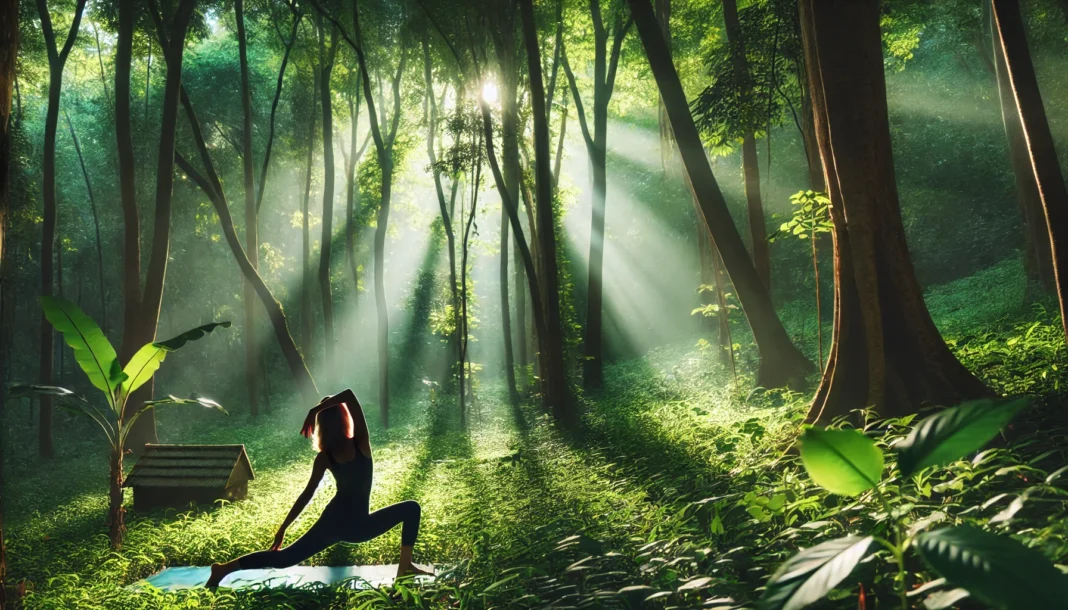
[271,453,328,550]
[334,389,371,457]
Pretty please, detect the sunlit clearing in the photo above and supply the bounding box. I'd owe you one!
[559,122,704,360]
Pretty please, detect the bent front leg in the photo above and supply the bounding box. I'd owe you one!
[351,500,422,546]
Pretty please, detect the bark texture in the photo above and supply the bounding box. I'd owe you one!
[992,0,1068,338]
[520,0,574,421]
[800,0,990,423]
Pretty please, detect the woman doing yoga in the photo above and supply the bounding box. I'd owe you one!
[206,390,430,587]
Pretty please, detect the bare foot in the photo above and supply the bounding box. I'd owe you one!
[205,563,227,589]
[396,562,434,579]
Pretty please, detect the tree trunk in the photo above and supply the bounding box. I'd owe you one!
[107,448,125,549]
[420,40,461,397]
[0,0,17,601]
[560,7,629,390]
[374,153,392,426]
[302,68,319,361]
[627,0,812,389]
[317,18,339,365]
[36,0,87,458]
[800,90,824,191]
[519,0,575,421]
[344,79,365,316]
[115,0,142,427]
[553,100,567,189]
[236,0,261,417]
[492,18,520,403]
[38,62,60,459]
[722,0,770,291]
[175,143,320,405]
[655,0,677,175]
[126,0,197,453]
[992,0,1064,311]
[64,113,107,334]
[800,0,990,423]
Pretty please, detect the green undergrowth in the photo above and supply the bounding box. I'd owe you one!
[5,257,1068,609]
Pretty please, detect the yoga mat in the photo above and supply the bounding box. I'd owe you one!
[135,564,436,591]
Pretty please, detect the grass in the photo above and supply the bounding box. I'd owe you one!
[5,255,1068,609]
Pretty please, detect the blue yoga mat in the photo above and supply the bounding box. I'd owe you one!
[136,564,436,591]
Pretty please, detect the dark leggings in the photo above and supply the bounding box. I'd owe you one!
[237,500,421,570]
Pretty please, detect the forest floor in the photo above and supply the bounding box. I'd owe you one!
[5,257,1068,609]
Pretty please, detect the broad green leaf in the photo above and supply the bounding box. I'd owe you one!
[923,588,970,609]
[119,321,230,402]
[798,428,883,496]
[758,535,872,610]
[40,296,126,400]
[8,384,75,399]
[122,395,227,446]
[896,397,1029,477]
[916,526,1068,609]
[9,385,117,445]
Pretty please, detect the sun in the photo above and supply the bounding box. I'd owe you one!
[481,80,499,105]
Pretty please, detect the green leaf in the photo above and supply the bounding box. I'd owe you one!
[758,535,873,610]
[896,397,1029,477]
[916,526,1068,610]
[123,394,226,446]
[40,296,126,401]
[923,588,970,609]
[798,428,884,496]
[119,321,230,403]
[9,384,117,445]
[141,394,226,413]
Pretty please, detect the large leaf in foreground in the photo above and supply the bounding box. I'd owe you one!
[916,526,1068,609]
[799,428,883,496]
[897,397,1029,477]
[120,321,231,401]
[40,296,125,398]
[758,535,873,610]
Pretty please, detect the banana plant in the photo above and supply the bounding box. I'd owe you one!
[10,296,229,549]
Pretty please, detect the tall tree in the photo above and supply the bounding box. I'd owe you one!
[0,0,17,602]
[314,0,408,425]
[986,1,1052,292]
[235,0,261,416]
[721,0,770,291]
[316,13,339,366]
[36,0,88,458]
[418,0,571,419]
[301,64,320,360]
[626,0,812,389]
[145,0,320,406]
[519,0,575,420]
[421,33,462,404]
[991,0,1068,341]
[559,0,631,389]
[488,4,522,403]
[799,0,990,423]
[116,0,198,452]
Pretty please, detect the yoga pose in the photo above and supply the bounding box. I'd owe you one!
[206,390,430,587]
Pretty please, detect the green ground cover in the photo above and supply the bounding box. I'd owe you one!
[5,256,1067,609]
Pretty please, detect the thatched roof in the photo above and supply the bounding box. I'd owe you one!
[123,444,254,489]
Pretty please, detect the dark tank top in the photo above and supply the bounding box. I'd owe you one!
[325,438,373,514]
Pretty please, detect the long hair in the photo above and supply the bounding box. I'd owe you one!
[313,402,355,454]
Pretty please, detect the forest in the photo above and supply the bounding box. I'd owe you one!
[1,0,1067,608]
